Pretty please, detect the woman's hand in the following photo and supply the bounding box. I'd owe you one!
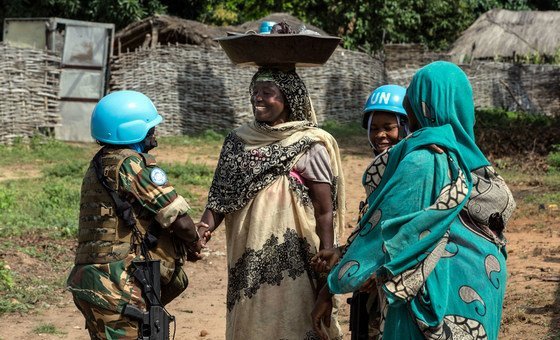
[359,273,377,293]
[186,239,205,262]
[185,224,209,262]
[311,247,342,273]
[196,209,225,245]
[195,221,212,244]
[311,284,333,340]
[427,144,445,154]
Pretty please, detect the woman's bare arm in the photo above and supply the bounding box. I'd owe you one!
[308,181,334,250]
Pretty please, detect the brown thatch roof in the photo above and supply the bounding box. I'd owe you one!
[114,13,329,54]
[449,9,560,62]
[114,15,237,52]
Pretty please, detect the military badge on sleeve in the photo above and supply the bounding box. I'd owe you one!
[150,167,168,186]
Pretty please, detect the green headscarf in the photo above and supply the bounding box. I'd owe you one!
[406,61,489,171]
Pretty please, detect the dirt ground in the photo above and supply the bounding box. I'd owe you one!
[0,145,559,340]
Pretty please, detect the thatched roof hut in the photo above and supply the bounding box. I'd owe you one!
[114,15,234,52]
[449,9,560,63]
[114,13,329,54]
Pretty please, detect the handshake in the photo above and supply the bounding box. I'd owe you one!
[185,221,213,262]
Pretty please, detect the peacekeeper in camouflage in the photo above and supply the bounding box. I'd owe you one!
[66,90,204,340]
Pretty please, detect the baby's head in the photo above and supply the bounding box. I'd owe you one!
[362,85,408,154]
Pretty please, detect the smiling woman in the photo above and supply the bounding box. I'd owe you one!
[197,66,346,340]
[362,84,409,155]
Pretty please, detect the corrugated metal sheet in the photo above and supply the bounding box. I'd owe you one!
[3,20,47,49]
[54,101,96,142]
[59,69,104,99]
[62,25,109,67]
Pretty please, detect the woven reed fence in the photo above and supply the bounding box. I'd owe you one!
[0,43,61,144]
[110,44,385,136]
[387,61,560,116]
[464,62,560,116]
[384,43,450,70]
[5,40,557,144]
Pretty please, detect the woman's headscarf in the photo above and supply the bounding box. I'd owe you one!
[406,61,489,171]
[249,67,317,124]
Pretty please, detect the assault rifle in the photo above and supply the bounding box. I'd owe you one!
[122,260,175,340]
[348,291,370,340]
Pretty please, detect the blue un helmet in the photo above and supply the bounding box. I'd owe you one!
[91,90,162,145]
[361,84,407,129]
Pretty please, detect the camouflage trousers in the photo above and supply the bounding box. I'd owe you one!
[73,295,139,340]
[69,261,188,339]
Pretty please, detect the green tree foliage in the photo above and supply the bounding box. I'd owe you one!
[196,0,309,26]
[1,0,166,29]
[187,0,559,51]
[158,0,209,21]
[301,0,477,51]
[1,0,559,50]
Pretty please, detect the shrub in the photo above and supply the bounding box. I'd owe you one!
[474,108,560,158]
[320,120,362,138]
[548,145,560,171]
[0,187,15,210]
[0,261,14,290]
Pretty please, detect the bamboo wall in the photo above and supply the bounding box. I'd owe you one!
[387,62,560,116]
[0,43,60,144]
[1,41,559,144]
[109,44,386,136]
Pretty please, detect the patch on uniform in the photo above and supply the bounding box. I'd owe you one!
[150,167,168,186]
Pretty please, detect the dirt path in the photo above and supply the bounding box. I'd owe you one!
[0,149,559,339]
[0,164,41,182]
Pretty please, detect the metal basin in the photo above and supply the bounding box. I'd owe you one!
[215,33,341,67]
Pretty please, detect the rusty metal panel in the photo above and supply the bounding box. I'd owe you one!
[59,69,104,99]
[3,20,47,49]
[55,101,95,142]
[62,25,108,67]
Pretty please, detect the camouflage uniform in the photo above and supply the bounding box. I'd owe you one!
[67,147,190,340]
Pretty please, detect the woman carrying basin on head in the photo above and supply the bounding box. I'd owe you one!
[197,64,345,339]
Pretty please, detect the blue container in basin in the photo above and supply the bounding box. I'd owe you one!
[259,21,277,34]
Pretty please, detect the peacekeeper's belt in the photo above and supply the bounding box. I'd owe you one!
[74,242,131,264]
